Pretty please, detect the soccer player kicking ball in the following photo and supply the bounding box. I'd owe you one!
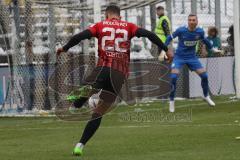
[57,5,173,156]
[165,14,222,113]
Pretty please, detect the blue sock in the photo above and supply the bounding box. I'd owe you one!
[199,72,209,97]
[169,73,178,101]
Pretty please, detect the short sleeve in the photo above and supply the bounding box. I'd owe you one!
[129,23,139,38]
[88,23,98,37]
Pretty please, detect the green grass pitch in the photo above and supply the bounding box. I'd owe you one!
[0,96,240,160]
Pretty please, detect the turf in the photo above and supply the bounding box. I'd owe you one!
[0,96,240,160]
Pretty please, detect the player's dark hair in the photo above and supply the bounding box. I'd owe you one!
[208,26,219,36]
[105,5,120,16]
[156,6,164,10]
[188,14,198,18]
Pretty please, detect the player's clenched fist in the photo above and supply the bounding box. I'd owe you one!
[56,47,64,55]
[158,48,173,63]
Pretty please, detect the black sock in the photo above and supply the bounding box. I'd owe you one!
[79,113,102,145]
[73,97,88,108]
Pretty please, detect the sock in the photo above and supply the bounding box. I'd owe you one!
[169,73,178,101]
[199,72,209,97]
[73,97,88,108]
[79,113,102,145]
[76,143,84,150]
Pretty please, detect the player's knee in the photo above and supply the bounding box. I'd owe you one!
[199,72,208,80]
[93,96,116,115]
[91,112,102,120]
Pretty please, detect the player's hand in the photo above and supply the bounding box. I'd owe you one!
[166,48,173,63]
[212,48,224,55]
[158,48,173,63]
[56,47,64,56]
[158,50,167,62]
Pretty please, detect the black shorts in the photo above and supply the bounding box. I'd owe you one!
[84,66,125,96]
[73,66,125,109]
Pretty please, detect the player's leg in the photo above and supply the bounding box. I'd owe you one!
[73,67,125,156]
[73,111,102,156]
[188,58,215,106]
[68,67,103,109]
[169,58,183,112]
[196,68,209,97]
[73,97,89,108]
[72,89,104,156]
[72,67,107,156]
[74,92,116,154]
[196,69,215,106]
[169,70,179,112]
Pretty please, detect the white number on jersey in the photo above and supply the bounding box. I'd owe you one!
[101,27,128,53]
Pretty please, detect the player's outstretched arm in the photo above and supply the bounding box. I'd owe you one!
[135,28,173,62]
[135,28,168,52]
[57,29,93,55]
[165,28,181,47]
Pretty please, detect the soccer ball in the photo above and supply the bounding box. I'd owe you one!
[88,94,99,109]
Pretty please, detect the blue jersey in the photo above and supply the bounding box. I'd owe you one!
[165,26,213,59]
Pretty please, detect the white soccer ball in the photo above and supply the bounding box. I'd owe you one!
[88,94,99,109]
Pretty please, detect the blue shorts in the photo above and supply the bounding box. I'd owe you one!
[171,57,203,71]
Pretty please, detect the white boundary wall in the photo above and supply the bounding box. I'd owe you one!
[189,57,235,97]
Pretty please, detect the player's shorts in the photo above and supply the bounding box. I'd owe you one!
[83,66,125,114]
[73,66,125,109]
[85,66,125,95]
[171,56,203,71]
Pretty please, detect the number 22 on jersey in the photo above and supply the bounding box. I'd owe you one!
[101,27,128,53]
